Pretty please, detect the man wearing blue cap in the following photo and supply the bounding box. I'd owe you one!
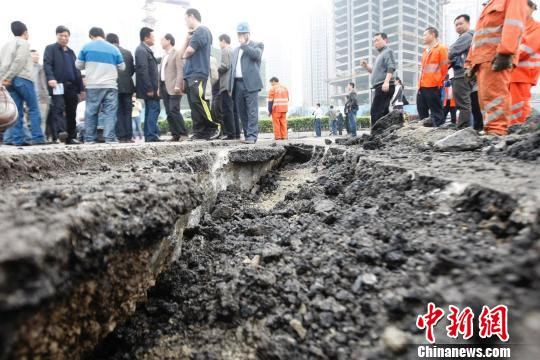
[229,22,264,144]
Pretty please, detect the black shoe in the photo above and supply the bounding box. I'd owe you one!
[221,135,236,140]
[96,129,105,143]
[145,138,162,143]
[208,129,221,141]
[58,132,69,143]
[66,139,81,145]
[422,118,434,127]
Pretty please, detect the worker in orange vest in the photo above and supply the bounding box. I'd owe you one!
[510,0,540,126]
[443,77,458,124]
[268,77,289,140]
[418,27,449,127]
[465,0,528,135]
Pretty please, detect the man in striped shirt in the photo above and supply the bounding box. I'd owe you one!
[76,27,125,144]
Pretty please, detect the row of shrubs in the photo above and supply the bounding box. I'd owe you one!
[157,116,372,134]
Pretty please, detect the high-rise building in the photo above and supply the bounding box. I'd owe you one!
[330,0,444,106]
[304,6,331,106]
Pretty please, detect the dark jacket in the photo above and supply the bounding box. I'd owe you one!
[229,41,264,93]
[43,42,83,96]
[448,30,474,78]
[345,91,359,114]
[135,43,159,99]
[117,45,135,94]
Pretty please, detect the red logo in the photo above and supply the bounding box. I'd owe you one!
[479,305,509,342]
[416,304,509,343]
[416,302,445,344]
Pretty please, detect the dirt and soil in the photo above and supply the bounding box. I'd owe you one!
[1,112,539,360]
[90,115,540,359]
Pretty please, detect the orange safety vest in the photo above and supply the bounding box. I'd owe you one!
[419,43,449,88]
[268,83,289,113]
[511,17,540,85]
[444,86,456,107]
[467,0,528,67]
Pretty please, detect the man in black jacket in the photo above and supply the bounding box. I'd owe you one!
[107,33,136,142]
[43,25,83,144]
[135,27,161,142]
[448,14,474,129]
[344,82,359,137]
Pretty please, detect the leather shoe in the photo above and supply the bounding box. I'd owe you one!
[66,139,81,145]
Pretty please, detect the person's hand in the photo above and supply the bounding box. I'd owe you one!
[360,59,369,69]
[174,86,182,95]
[382,81,390,92]
[492,54,513,71]
[464,67,475,79]
[48,80,57,88]
[147,91,155,97]
[2,79,11,87]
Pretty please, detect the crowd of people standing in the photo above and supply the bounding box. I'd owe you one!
[0,8,267,146]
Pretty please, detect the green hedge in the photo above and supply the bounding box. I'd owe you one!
[156,116,371,135]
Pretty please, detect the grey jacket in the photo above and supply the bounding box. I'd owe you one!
[0,37,33,82]
[449,30,474,78]
[230,41,264,93]
[371,46,396,88]
[218,46,232,93]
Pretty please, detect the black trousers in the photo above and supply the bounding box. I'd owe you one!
[443,101,457,123]
[471,91,484,131]
[221,90,236,137]
[417,87,444,126]
[370,84,395,126]
[161,82,188,137]
[50,82,78,140]
[186,78,216,137]
[116,93,133,141]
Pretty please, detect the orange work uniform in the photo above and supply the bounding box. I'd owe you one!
[268,83,289,140]
[510,17,540,125]
[417,43,449,126]
[466,0,528,135]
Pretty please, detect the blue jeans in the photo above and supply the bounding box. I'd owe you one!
[143,99,160,141]
[85,88,118,142]
[3,77,44,145]
[348,110,358,137]
[132,116,142,138]
[314,118,322,137]
[330,119,337,135]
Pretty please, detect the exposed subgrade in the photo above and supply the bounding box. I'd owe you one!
[92,143,540,359]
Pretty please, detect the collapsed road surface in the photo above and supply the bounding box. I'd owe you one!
[1,113,540,360]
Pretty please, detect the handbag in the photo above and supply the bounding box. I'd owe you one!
[0,86,18,130]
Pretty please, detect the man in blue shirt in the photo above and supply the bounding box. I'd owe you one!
[181,8,219,140]
[76,27,125,143]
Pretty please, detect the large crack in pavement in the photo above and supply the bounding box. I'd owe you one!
[92,142,540,360]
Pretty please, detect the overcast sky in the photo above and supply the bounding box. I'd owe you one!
[4,0,535,105]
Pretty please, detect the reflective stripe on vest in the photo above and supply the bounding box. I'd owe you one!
[423,64,440,73]
[475,25,503,36]
[473,37,502,47]
[517,60,540,67]
[504,18,525,31]
[511,101,524,111]
[510,112,522,121]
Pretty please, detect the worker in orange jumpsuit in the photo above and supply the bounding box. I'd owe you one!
[510,0,540,126]
[268,77,289,140]
[443,77,458,124]
[465,0,528,135]
[418,27,449,127]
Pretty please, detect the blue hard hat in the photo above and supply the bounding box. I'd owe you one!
[237,22,250,33]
